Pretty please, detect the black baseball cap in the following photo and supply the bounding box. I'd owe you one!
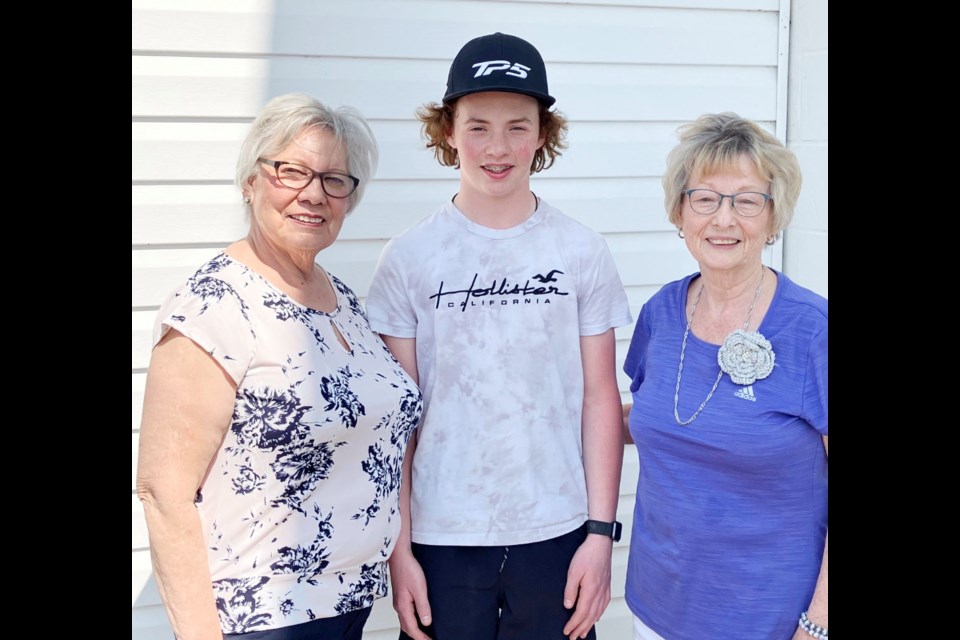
[442,32,556,107]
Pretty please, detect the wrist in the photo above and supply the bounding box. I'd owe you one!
[388,546,415,563]
[798,611,828,640]
[584,519,622,542]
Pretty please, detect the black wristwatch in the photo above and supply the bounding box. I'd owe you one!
[584,519,622,542]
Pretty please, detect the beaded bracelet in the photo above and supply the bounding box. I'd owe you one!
[799,611,828,640]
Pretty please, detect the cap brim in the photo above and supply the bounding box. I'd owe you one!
[443,86,556,107]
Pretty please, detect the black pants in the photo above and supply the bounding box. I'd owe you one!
[399,525,596,640]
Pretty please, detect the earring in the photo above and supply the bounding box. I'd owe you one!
[243,194,251,204]
[677,229,685,239]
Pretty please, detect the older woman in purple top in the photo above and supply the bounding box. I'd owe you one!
[622,113,827,640]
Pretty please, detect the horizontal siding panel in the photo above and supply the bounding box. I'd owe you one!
[131,236,695,310]
[554,64,777,122]
[134,1,777,68]
[132,56,454,123]
[132,55,447,122]
[132,121,428,182]
[131,587,636,638]
[130,593,640,637]
[133,248,685,374]
[131,474,639,581]
[137,309,636,388]
[132,240,385,308]
[133,178,680,246]
[609,236,700,287]
[136,121,781,183]
[131,185,249,246]
[130,599,407,638]
[132,470,641,618]
[132,122,246,183]
[132,453,638,540]
[132,181,466,246]
[134,55,775,123]
[133,451,641,635]
[132,250,221,312]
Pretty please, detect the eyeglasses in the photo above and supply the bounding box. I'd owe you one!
[258,158,359,199]
[683,189,772,217]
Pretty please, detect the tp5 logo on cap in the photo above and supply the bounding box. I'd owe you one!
[472,61,532,79]
[443,32,556,106]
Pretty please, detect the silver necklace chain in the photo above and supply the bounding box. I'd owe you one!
[673,268,765,426]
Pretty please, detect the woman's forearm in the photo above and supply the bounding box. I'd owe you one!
[141,494,223,640]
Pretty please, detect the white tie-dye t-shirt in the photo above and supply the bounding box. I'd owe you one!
[366,200,631,546]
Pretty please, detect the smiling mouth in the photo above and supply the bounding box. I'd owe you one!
[709,238,739,245]
[483,164,512,174]
[290,214,325,224]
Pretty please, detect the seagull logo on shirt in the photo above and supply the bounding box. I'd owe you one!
[532,269,564,283]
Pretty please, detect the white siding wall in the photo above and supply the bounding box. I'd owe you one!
[133,1,823,638]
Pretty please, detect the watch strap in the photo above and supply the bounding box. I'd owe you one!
[584,519,622,542]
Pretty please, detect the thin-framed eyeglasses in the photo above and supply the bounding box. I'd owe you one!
[683,189,772,217]
[258,158,359,199]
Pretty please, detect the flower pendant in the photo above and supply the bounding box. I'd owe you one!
[717,329,775,385]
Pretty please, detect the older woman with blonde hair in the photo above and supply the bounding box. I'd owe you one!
[137,93,423,640]
[623,112,827,640]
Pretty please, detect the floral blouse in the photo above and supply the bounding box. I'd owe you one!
[153,253,422,633]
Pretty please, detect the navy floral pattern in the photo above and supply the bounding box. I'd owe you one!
[213,577,274,633]
[154,253,422,633]
[320,366,365,428]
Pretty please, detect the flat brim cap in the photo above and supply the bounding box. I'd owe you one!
[443,32,556,107]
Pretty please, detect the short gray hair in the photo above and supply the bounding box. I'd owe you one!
[236,93,379,214]
[663,112,801,243]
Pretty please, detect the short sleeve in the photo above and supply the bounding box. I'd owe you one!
[576,236,632,336]
[153,276,256,385]
[623,303,651,393]
[365,238,418,338]
[802,324,828,436]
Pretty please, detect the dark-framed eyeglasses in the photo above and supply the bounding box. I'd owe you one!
[683,189,772,217]
[258,158,359,199]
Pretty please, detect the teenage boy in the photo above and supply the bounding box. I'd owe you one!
[366,32,631,640]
